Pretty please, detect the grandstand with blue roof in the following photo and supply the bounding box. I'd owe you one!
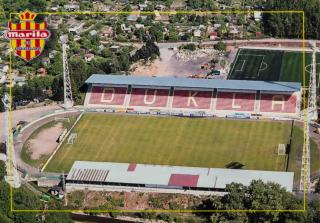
[84,74,301,118]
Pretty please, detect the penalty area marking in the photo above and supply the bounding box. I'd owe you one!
[305,63,320,87]
[259,62,268,71]
[229,52,267,79]
[228,48,242,77]
[238,53,266,57]
[229,50,265,75]
[235,59,246,71]
[234,53,267,78]
[305,63,320,74]
[257,56,266,77]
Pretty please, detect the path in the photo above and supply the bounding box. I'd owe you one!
[0,104,61,142]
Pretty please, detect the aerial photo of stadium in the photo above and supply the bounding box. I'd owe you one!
[3,1,320,221]
[17,72,316,194]
[12,42,320,209]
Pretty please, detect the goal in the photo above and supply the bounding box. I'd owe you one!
[67,133,78,145]
[278,144,286,155]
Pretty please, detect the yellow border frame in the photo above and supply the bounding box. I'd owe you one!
[8,10,308,213]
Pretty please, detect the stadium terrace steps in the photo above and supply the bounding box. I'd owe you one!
[216,92,256,112]
[129,88,169,107]
[259,93,298,113]
[89,86,127,106]
[172,90,212,110]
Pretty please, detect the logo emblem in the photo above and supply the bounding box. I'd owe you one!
[5,10,51,61]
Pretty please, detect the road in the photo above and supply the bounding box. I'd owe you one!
[0,104,61,142]
[114,38,320,49]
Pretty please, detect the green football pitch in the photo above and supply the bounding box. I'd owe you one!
[228,48,320,83]
[43,113,319,178]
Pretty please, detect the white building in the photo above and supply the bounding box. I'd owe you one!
[64,4,80,11]
[84,53,95,62]
[135,24,144,29]
[89,30,98,36]
[0,64,9,84]
[254,11,262,21]
[193,29,201,37]
[66,161,294,194]
[68,23,85,35]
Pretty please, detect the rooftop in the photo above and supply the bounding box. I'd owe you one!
[66,161,294,192]
[85,74,301,92]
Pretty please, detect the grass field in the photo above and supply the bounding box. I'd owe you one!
[287,126,320,182]
[45,113,294,173]
[228,48,320,84]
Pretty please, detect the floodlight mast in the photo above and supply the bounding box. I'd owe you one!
[2,94,20,188]
[61,38,74,108]
[299,42,318,192]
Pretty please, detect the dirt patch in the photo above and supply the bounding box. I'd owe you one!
[131,45,234,78]
[68,190,206,222]
[28,122,64,160]
[131,46,209,77]
[68,190,205,211]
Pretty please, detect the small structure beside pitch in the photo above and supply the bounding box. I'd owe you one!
[84,75,301,119]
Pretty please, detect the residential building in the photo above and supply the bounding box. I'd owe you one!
[64,4,80,11]
[101,26,113,37]
[84,53,95,62]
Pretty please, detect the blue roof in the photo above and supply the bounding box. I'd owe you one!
[85,74,301,92]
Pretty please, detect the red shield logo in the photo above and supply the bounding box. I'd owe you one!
[5,10,51,62]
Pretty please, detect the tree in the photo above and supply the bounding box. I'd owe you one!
[315,179,320,193]
[0,172,74,222]
[0,181,10,217]
[0,100,4,113]
[214,41,226,51]
[179,43,197,51]
[11,186,40,223]
[44,212,73,223]
[0,213,11,223]
[130,41,160,62]
[2,0,48,19]
[48,52,63,76]
[148,23,164,42]
[123,4,131,11]
[181,32,192,41]
[69,56,89,102]
[119,53,130,71]
[51,76,64,101]
[238,14,246,25]
[69,42,81,55]
[13,212,38,223]
[260,0,320,38]
[197,180,304,222]
[217,25,227,38]
[0,161,6,180]
[168,30,179,41]
[305,200,320,223]
[134,28,145,42]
